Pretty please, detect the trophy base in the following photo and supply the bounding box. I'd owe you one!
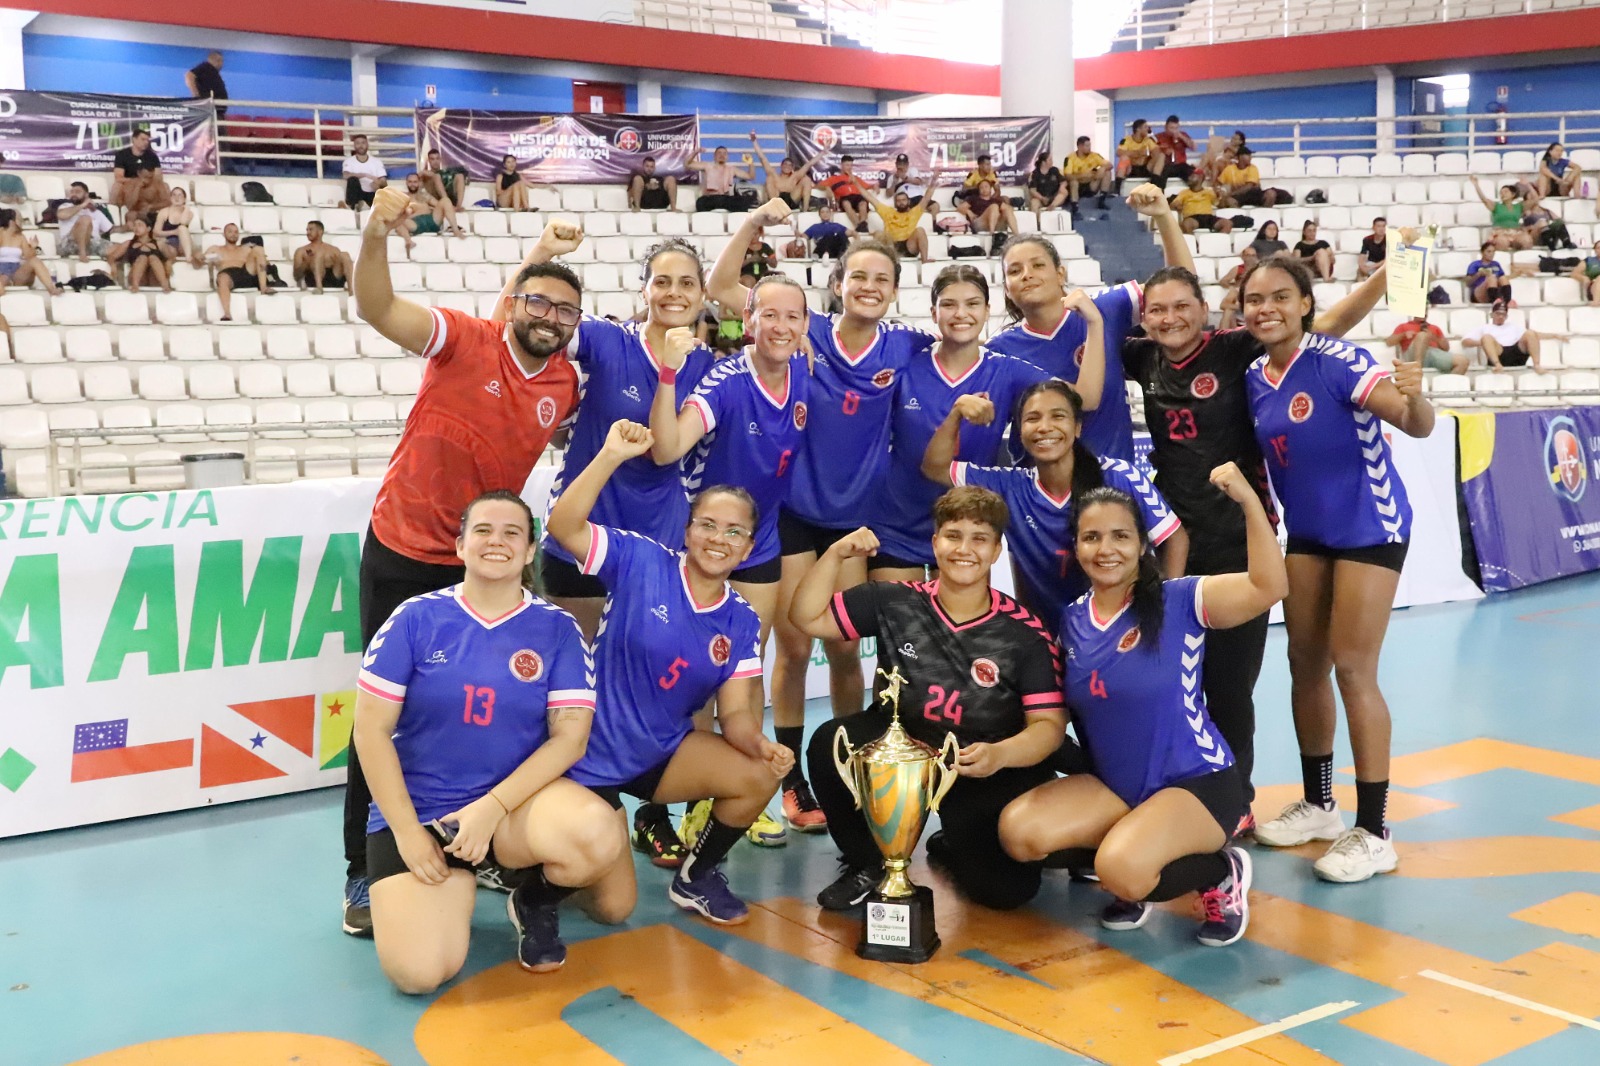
[856,884,941,964]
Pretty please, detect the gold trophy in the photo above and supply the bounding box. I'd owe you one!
[833,665,958,963]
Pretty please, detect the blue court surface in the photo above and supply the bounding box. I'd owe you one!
[3,572,1597,1066]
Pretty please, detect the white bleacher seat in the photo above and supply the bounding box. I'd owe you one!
[656,212,690,237]
[526,188,560,212]
[482,238,521,264]
[254,401,304,439]
[1306,156,1338,178]
[508,213,543,238]
[410,235,447,263]
[15,330,64,364]
[1067,260,1102,286]
[1570,307,1600,335]
[463,264,502,292]
[433,293,475,315]
[358,328,403,358]
[286,363,333,398]
[218,328,265,361]
[389,263,425,291]
[149,292,200,325]
[265,328,311,361]
[102,292,151,326]
[471,212,510,238]
[65,329,114,363]
[1429,374,1471,402]
[0,293,48,326]
[189,364,238,400]
[77,451,132,493]
[475,293,501,319]
[333,362,381,397]
[618,213,654,237]
[193,179,232,205]
[1337,156,1370,178]
[252,445,300,483]
[31,366,81,403]
[47,406,101,449]
[239,363,286,398]
[1387,205,1420,228]
[203,206,241,232]
[446,237,486,263]
[1436,154,1469,175]
[1272,157,1305,179]
[380,361,422,396]
[425,264,465,291]
[1545,277,1582,305]
[169,264,211,293]
[0,408,48,451]
[83,365,135,401]
[1467,152,1501,174]
[1518,372,1562,406]
[351,398,398,431]
[1419,203,1455,229]
[101,405,156,445]
[583,213,619,238]
[356,441,395,476]
[1562,370,1600,400]
[240,206,280,234]
[254,295,299,325]
[304,400,353,438]
[312,327,357,360]
[300,294,345,324]
[302,444,355,478]
[560,188,596,212]
[0,367,28,406]
[1501,150,1536,174]
[1400,154,1435,176]
[51,292,99,326]
[1371,154,1403,177]
[591,235,629,262]
[136,364,189,402]
[396,396,415,419]
[1529,307,1568,334]
[201,402,251,441]
[131,449,186,490]
[1473,371,1515,407]
[582,264,623,291]
[1359,181,1393,206]
[689,213,726,236]
[281,209,319,235]
[592,292,637,320]
[594,187,629,213]
[274,183,311,208]
[1510,277,1543,306]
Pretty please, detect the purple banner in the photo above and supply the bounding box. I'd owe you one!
[0,91,218,174]
[1461,406,1600,591]
[415,110,698,185]
[784,116,1051,187]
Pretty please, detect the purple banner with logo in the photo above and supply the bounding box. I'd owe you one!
[1461,405,1600,591]
[414,110,698,185]
[0,91,218,174]
[784,117,1051,186]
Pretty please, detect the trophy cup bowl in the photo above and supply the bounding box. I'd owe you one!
[833,671,958,963]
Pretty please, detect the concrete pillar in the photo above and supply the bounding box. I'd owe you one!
[351,49,380,122]
[637,78,662,115]
[1373,65,1397,156]
[1002,0,1074,158]
[0,10,39,90]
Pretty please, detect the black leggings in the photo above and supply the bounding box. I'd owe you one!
[343,526,465,879]
[808,711,1054,911]
[1201,612,1268,804]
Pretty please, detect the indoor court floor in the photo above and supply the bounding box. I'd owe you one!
[3,571,1597,1066]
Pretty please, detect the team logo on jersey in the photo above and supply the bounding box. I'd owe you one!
[614,127,642,153]
[970,657,999,688]
[709,634,732,666]
[1116,627,1142,653]
[793,402,808,430]
[1288,392,1314,423]
[510,649,544,682]
[1191,372,1219,399]
[1545,416,1587,502]
[872,368,895,388]
[485,379,503,399]
[813,125,839,151]
[537,396,559,428]
[1073,343,1086,368]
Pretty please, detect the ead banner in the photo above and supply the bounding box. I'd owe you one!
[784,116,1051,185]
[415,110,698,184]
[1460,405,1600,591]
[0,91,218,174]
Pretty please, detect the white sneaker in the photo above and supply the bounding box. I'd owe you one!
[1314,827,1399,883]
[1253,799,1345,847]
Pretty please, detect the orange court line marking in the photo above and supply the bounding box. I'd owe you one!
[1419,969,1600,1031]
[1551,803,1600,833]
[1391,836,1600,878]
[1511,891,1600,939]
[1382,739,1600,790]
[1156,1001,1360,1066]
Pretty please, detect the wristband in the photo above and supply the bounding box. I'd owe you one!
[658,366,676,386]
[488,791,509,814]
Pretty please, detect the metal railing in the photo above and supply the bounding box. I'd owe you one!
[638,0,949,53]
[214,103,419,180]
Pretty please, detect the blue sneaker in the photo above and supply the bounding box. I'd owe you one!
[342,875,372,938]
[1099,898,1152,931]
[1197,846,1252,948]
[668,865,749,926]
[508,885,566,972]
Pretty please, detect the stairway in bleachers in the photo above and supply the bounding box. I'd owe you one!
[1078,195,1165,288]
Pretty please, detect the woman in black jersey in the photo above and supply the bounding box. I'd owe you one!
[1122,261,1390,827]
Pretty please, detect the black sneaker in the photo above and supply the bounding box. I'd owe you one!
[342,875,372,938]
[508,884,566,972]
[817,864,883,911]
[924,829,952,871]
[475,861,529,894]
[632,803,686,869]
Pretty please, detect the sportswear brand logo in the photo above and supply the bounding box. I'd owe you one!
[1288,392,1314,423]
[426,650,448,664]
[623,385,642,403]
[1545,416,1587,502]
[485,379,503,398]
[510,649,543,682]
[899,642,918,660]
[747,421,762,435]
[905,397,921,410]
[652,605,670,623]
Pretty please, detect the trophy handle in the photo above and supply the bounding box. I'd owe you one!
[833,726,862,809]
[928,732,960,813]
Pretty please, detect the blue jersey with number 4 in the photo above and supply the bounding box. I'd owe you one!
[1062,576,1232,808]
[357,587,595,832]
[569,525,763,787]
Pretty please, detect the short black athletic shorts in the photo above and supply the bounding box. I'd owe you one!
[1168,766,1247,835]
[640,187,671,210]
[778,510,852,558]
[321,273,347,290]
[540,552,606,599]
[730,555,781,584]
[590,755,675,810]
[1499,344,1530,368]
[837,193,866,211]
[893,240,913,256]
[1286,537,1409,573]
[1189,213,1219,229]
[367,825,502,884]
[866,549,929,574]
[1128,164,1157,179]
[778,192,801,210]
[220,266,259,289]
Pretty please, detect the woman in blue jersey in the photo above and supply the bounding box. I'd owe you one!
[869,265,1076,584]
[920,378,1186,633]
[1239,255,1434,884]
[353,491,627,993]
[708,200,934,833]
[548,420,794,927]
[1000,467,1287,946]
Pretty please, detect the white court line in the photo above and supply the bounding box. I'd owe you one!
[1419,969,1600,1032]
[1157,1000,1360,1066]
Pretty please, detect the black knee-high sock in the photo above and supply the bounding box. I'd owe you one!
[1041,847,1098,870]
[680,816,744,881]
[518,864,578,907]
[1301,753,1335,810]
[1354,779,1389,838]
[775,726,805,786]
[1145,852,1231,902]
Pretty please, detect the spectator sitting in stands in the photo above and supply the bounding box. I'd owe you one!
[1568,240,1600,306]
[1216,246,1258,328]
[818,155,870,232]
[0,172,27,205]
[294,220,353,294]
[495,154,531,212]
[341,134,388,210]
[739,226,777,281]
[1215,147,1276,207]
[628,156,679,212]
[1118,119,1164,180]
[185,50,228,119]
[110,127,170,216]
[1387,316,1465,375]
[1156,115,1196,182]
[420,149,467,207]
[862,174,939,264]
[153,186,202,267]
[113,215,173,294]
[1292,220,1334,280]
[1536,143,1582,199]
[688,144,754,212]
[963,153,1003,193]
[205,222,277,321]
[884,153,925,206]
[1065,136,1113,213]
[1248,220,1288,260]
[749,131,823,210]
[1204,130,1249,183]
[405,171,466,240]
[957,178,1018,241]
[1170,170,1231,234]
[56,181,114,265]
[1025,151,1067,218]
[1465,242,1512,304]
[1471,176,1542,250]
[1462,300,1548,371]
[802,204,850,259]
[0,208,62,295]
[1358,216,1388,279]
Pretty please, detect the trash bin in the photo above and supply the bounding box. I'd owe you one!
[181,452,247,489]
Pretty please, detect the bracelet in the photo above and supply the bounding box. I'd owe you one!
[658,366,676,386]
[487,791,509,814]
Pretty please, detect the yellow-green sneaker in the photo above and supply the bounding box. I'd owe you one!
[746,806,787,847]
[678,798,713,850]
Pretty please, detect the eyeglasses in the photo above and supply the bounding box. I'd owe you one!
[690,518,752,543]
[512,293,582,326]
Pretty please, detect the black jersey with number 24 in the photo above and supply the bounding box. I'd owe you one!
[830,580,1065,748]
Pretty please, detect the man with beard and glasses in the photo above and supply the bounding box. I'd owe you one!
[342,184,586,938]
